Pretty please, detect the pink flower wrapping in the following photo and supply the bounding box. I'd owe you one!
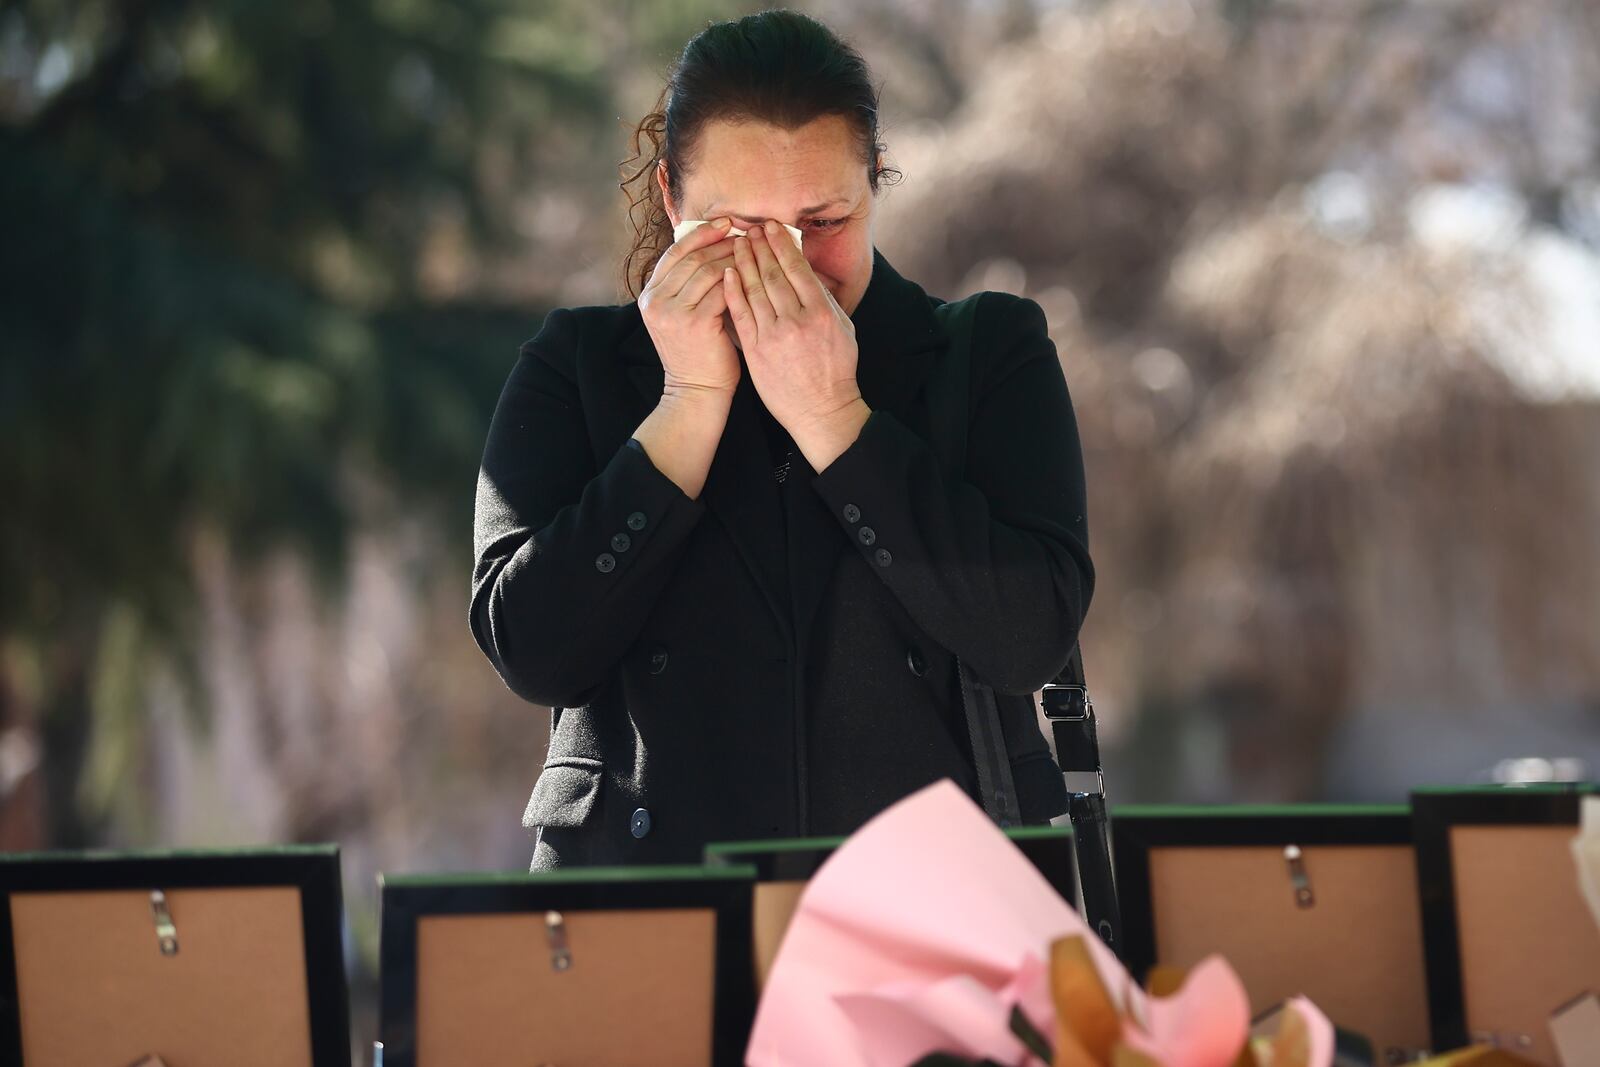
[743,778,1334,1067]
[832,948,1056,1066]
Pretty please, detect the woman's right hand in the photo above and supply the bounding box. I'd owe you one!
[639,216,742,397]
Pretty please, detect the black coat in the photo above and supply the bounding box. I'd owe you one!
[470,247,1095,871]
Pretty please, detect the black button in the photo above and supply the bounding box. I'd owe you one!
[595,552,616,572]
[857,525,876,545]
[907,645,927,676]
[842,503,861,523]
[647,645,669,674]
[874,547,892,567]
[611,532,631,552]
[626,511,647,531]
[630,807,652,838]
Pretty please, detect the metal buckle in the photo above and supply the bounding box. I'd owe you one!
[1043,682,1101,795]
[1041,682,1092,721]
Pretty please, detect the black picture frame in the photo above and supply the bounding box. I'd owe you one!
[0,843,350,1066]
[1109,803,1415,988]
[702,823,1079,907]
[378,863,758,1067]
[1409,782,1598,1054]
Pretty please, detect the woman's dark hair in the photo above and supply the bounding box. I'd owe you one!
[618,9,902,299]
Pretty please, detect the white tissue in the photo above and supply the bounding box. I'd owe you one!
[674,218,804,252]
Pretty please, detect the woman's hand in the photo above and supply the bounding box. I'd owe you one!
[639,216,742,398]
[723,219,870,471]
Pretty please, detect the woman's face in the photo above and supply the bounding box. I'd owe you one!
[658,113,878,324]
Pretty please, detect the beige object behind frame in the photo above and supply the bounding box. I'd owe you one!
[1113,805,1433,1064]
[0,845,348,1067]
[377,865,758,1067]
[1412,786,1600,1067]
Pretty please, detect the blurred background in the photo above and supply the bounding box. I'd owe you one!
[3,0,1598,1053]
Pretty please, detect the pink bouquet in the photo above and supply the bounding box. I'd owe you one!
[744,778,1335,1067]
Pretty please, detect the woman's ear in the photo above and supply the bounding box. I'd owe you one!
[656,159,679,227]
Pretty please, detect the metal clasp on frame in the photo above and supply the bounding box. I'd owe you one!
[150,889,178,955]
[1284,845,1315,908]
[545,910,572,971]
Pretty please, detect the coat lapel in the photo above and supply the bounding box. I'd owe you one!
[618,246,951,646]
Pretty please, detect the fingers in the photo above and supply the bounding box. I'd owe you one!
[722,266,755,351]
[731,231,778,329]
[757,219,827,310]
[653,217,734,298]
[688,269,729,316]
[671,243,741,305]
[668,216,733,261]
[677,246,736,310]
[745,224,803,318]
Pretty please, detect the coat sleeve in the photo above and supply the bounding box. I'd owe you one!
[470,307,710,708]
[808,293,1094,696]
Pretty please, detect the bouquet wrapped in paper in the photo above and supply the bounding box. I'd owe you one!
[744,778,1335,1067]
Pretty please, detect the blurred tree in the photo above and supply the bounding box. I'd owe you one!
[0,0,737,845]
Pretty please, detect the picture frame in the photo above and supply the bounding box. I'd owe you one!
[1111,803,1431,1063]
[1410,783,1600,1064]
[0,843,349,1067]
[378,863,758,1067]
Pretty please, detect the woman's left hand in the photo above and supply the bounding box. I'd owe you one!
[723,220,870,471]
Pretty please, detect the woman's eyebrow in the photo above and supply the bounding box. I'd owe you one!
[702,197,850,220]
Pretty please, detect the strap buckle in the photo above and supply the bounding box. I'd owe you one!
[1042,682,1103,796]
[1041,682,1092,721]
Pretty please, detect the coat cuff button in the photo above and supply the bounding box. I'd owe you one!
[626,511,647,531]
[857,525,876,545]
[595,552,616,572]
[842,503,861,523]
[611,532,631,552]
[630,807,652,838]
[874,547,892,567]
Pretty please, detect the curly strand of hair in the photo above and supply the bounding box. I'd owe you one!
[618,89,672,301]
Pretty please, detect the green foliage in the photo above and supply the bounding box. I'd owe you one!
[0,0,747,631]
[0,0,723,836]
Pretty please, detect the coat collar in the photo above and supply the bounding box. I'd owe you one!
[616,246,951,649]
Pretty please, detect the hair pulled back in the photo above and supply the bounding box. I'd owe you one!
[618,9,901,299]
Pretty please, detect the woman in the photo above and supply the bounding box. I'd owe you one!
[470,10,1095,871]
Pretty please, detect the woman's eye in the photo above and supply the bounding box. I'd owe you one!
[810,218,845,230]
